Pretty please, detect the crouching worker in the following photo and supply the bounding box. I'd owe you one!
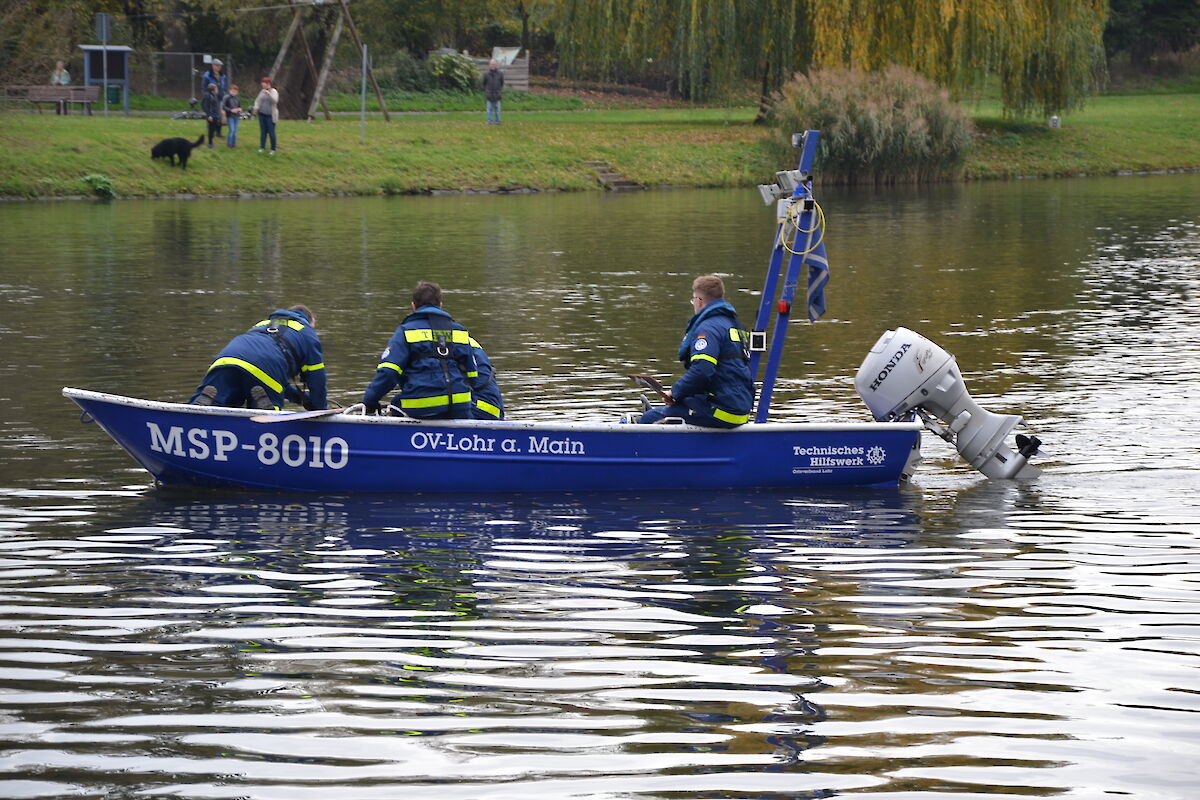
[639,275,753,428]
[362,281,491,419]
[190,304,327,411]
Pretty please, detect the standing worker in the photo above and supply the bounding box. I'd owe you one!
[639,275,754,428]
[482,58,504,126]
[190,305,327,411]
[253,76,279,155]
[360,282,484,419]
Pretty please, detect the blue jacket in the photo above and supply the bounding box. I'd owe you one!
[670,299,753,426]
[200,69,228,100]
[363,307,480,419]
[469,337,504,419]
[207,309,327,408]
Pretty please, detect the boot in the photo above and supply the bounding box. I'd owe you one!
[250,385,273,410]
[195,385,218,406]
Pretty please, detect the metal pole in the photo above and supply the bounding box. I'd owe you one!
[360,44,367,143]
[751,131,822,423]
[102,42,109,116]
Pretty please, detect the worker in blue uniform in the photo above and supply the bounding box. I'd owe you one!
[190,304,327,410]
[639,275,753,428]
[362,282,487,419]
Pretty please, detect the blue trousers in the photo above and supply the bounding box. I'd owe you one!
[639,400,741,429]
[486,99,501,125]
[190,366,284,410]
[258,113,277,151]
[226,114,240,147]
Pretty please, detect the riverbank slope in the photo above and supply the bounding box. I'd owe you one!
[1,93,1197,199]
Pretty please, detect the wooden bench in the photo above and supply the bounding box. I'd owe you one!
[25,85,102,115]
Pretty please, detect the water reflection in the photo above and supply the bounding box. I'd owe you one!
[0,483,1197,798]
[1,176,1199,797]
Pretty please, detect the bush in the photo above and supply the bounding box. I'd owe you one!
[373,51,434,93]
[429,52,480,93]
[81,173,116,200]
[769,65,973,184]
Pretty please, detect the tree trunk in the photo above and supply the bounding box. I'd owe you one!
[753,60,772,125]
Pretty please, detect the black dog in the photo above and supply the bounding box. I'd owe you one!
[150,136,205,170]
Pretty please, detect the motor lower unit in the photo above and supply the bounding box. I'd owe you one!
[855,327,1042,480]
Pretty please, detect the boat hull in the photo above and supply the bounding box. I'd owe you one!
[64,388,923,492]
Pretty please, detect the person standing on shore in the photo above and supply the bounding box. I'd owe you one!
[201,82,222,149]
[482,58,504,125]
[222,84,243,148]
[199,58,227,101]
[252,77,279,155]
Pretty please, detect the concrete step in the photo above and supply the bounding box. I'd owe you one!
[586,159,644,191]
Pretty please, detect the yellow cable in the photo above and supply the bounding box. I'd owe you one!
[780,198,826,256]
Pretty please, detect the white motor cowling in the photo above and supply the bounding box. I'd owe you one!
[854,327,1041,480]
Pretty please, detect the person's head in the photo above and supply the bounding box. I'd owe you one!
[489,59,498,70]
[211,59,223,72]
[411,281,443,309]
[691,275,725,311]
[260,76,272,89]
[55,60,65,70]
[207,82,217,93]
[289,304,315,328]
[229,83,239,94]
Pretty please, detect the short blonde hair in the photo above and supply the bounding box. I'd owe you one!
[692,275,725,301]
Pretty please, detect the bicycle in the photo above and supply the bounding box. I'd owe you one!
[171,98,206,120]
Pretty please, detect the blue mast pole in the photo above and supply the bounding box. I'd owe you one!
[750,131,824,423]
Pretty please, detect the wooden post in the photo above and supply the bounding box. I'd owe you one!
[270,8,303,80]
[337,0,389,121]
[308,13,344,121]
[295,15,331,120]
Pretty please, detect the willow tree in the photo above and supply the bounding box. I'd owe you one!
[808,0,1108,116]
[553,0,1108,116]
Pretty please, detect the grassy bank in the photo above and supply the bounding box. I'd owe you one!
[965,93,1200,179]
[1,93,1197,199]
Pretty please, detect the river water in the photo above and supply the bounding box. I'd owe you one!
[0,177,1198,798]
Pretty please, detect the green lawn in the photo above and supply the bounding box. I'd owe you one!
[965,93,1200,178]
[1,93,1197,199]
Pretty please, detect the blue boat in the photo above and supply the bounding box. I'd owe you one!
[64,131,1040,492]
[62,388,923,492]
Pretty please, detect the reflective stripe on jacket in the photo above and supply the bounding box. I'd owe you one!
[469,338,504,419]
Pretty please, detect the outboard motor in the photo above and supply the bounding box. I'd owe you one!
[854,327,1042,479]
